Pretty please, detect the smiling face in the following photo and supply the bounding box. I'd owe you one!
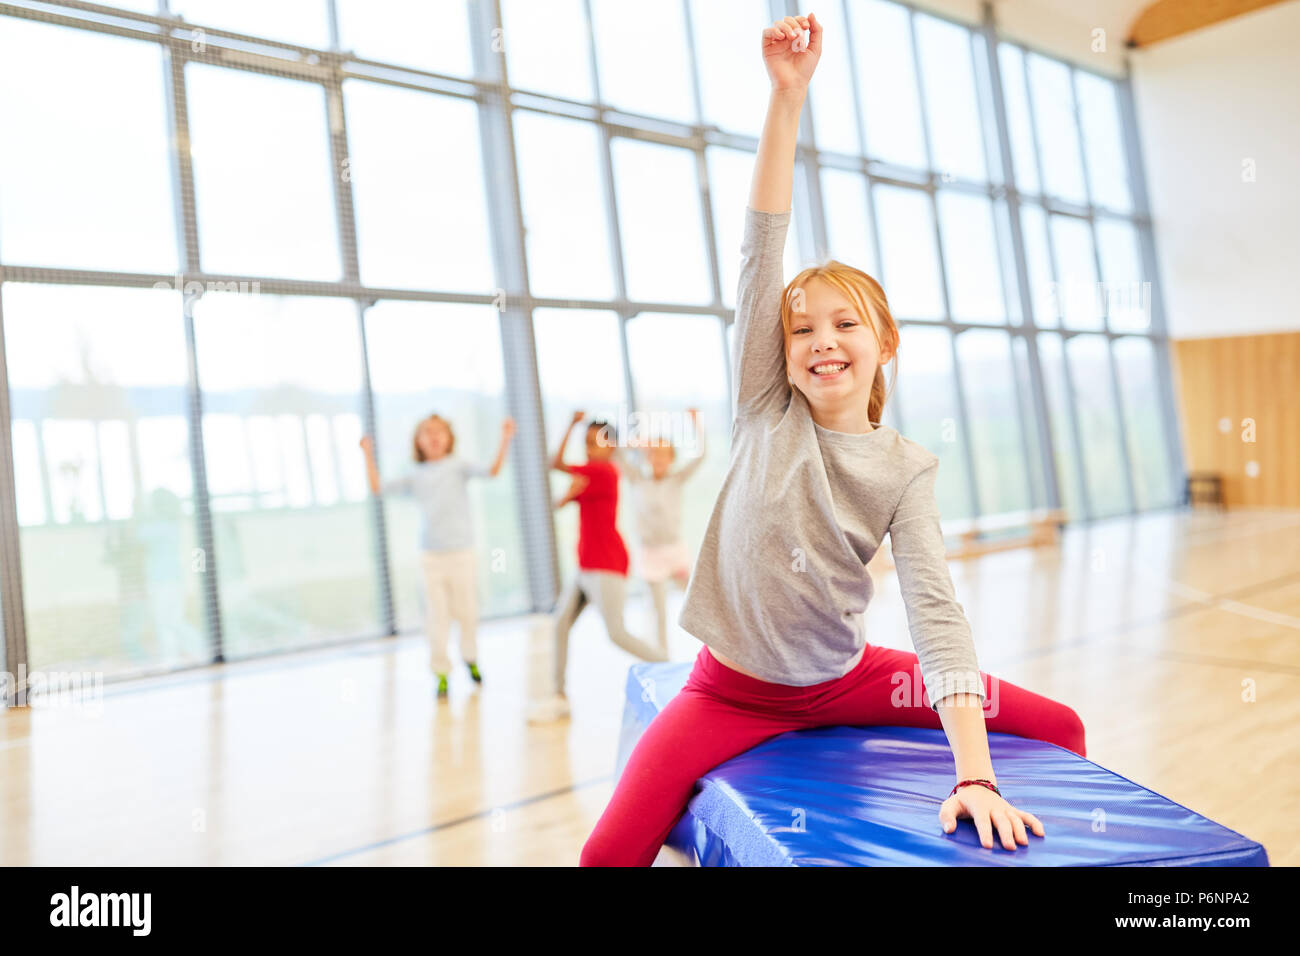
[416,418,452,461]
[786,276,892,426]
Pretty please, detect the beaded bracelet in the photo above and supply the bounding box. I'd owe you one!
[949,778,1001,798]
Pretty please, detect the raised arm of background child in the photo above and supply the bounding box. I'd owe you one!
[489,417,515,477]
[359,436,382,496]
[551,411,583,474]
[556,473,590,509]
[673,411,709,482]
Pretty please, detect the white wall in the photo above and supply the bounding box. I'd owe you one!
[853,0,1297,340]
[1129,1,1300,339]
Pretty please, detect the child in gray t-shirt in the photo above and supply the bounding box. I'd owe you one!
[360,413,514,699]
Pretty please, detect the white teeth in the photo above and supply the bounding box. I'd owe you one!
[812,363,847,374]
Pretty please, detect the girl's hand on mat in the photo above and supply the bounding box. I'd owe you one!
[571,410,586,425]
[939,787,1044,851]
[761,13,821,91]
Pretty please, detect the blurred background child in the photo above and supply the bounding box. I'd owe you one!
[531,410,668,723]
[615,407,707,654]
[361,414,515,698]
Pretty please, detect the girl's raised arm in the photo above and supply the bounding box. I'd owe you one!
[733,13,822,421]
[750,13,820,213]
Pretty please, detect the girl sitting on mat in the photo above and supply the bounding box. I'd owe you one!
[580,12,1085,867]
[530,411,669,724]
[613,408,708,655]
[360,413,515,699]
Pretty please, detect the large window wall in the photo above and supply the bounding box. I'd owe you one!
[0,0,1182,684]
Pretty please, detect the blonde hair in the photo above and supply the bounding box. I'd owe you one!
[779,262,899,427]
[413,414,455,462]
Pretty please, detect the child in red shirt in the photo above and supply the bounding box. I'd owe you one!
[529,412,669,723]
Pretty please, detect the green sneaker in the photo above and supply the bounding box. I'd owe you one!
[435,674,449,698]
[467,662,482,684]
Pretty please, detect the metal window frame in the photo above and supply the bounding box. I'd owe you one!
[0,0,1185,696]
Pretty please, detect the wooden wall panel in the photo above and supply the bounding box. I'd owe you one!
[1128,0,1290,47]
[1172,331,1299,508]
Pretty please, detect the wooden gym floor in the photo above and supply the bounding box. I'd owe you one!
[2,506,1296,866]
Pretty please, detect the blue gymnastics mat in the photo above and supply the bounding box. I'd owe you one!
[616,661,1269,867]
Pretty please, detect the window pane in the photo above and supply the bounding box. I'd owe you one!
[997,43,1040,195]
[970,31,1004,187]
[1075,71,1132,212]
[1020,203,1057,327]
[515,113,615,301]
[915,15,986,182]
[186,65,340,281]
[336,0,472,76]
[852,0,927,170]
[10,420,46,526]
[172,0,330,49]
[1027,53,1086,205]
[591,0,694,122]
[992,199,1020,323]
[821,168,877,276]
[4,284,204,676]
[1113,337,1176,509]
[533,309,626,584]
[626,313,730,563]
[193,294,377,657]
[1011,336,1047,508]
[895,325,970,520]
[936,190,1006,323]
[707,147,800,310]
[874,185,943,320]
[692,0,770,139]
[0,20,175,272]
[1051,215,1103,331]
[501,0,593,101]
[611,140,711,305]
[366,301,527,626]
[956,330,1029,514]
[1095,217,1149,332]
[1065,334,1131,516]
[1035,332,1085,520]
[343,81,494,292]
[807,3,863,154]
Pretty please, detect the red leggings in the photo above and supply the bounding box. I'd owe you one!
[580,643,1086,867]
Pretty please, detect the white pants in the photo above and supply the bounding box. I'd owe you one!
[552,569,668,697]
[420,548,479,675]
[636,541,693,654]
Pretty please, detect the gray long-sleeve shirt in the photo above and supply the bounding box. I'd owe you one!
[383,455,489,552]
[677,206,985,711]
